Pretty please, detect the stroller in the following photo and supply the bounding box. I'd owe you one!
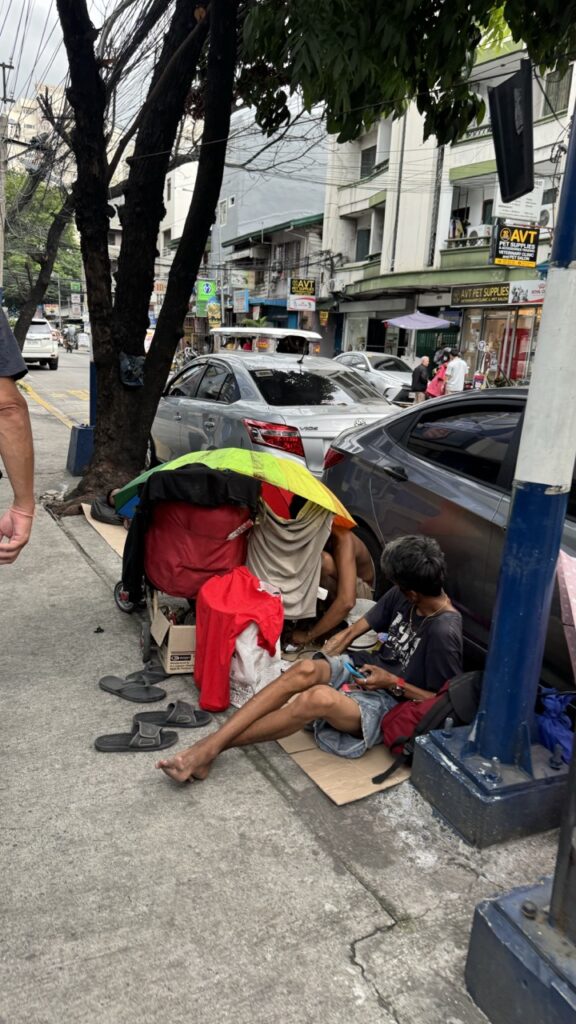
[114,464,261,662]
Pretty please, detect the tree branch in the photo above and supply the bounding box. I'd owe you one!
[105,0,175,96]
[107,6,211,183]
[147,0,238,384]
[13,192,75,349]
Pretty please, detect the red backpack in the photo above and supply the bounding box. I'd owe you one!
[373,671,482,785]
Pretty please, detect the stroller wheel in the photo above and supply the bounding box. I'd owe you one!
[114,581,135,614]
[141,620,152,662]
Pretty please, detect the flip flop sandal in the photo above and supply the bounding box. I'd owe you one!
[98,677,167,703]
[133,700,212,729]
[94,721,178,752]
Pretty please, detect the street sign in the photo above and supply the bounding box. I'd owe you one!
[69,281,82,293]
[492,222,539,268]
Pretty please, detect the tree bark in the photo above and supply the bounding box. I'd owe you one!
[13,191,75,349]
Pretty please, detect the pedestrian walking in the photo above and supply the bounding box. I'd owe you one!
[411,355,430,404]
[0,309,35,564]
[445,349,468,394]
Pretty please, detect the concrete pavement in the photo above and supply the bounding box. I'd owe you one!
[0,376,560,1024]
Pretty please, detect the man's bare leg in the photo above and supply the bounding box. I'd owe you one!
[156,658,353,783]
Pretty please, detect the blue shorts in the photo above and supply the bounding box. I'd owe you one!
[311,654,398,759]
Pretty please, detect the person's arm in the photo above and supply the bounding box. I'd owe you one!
[358,664,434,702]
[292,527,358,646]
[0,377,35,563]
[322,587,397,656]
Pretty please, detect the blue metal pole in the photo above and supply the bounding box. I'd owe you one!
[474,103,576,769]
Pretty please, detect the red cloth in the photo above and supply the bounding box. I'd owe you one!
[195,566,284,711]
[144,502,251,599]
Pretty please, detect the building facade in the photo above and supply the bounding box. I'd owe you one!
[320,45,574,379]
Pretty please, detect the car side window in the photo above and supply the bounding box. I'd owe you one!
[404,406,522,487]
[196,362,238,402]
[169,363,207,397]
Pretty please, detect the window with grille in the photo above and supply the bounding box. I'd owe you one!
[541,67,573,115]
[360,145,377,179]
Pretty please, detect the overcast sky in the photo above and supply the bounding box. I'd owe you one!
[1,0,114,102]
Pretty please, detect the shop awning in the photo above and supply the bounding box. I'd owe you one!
[383,310,452,330]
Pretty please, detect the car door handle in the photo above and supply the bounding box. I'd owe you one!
[174,412,182,421]
[204,419,216,429]
[382,464,408,482]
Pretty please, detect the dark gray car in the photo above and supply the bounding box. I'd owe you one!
[323,388,576,688]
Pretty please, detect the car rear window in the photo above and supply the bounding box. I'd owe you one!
[27,323,51,335]
[369,356,411,372]
[249,367,384,406]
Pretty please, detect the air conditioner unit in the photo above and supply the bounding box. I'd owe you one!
[539,206,553,229]
[467,224,492,245]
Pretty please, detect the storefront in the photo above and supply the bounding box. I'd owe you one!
[451,280,546,382]
[341,298,411,354]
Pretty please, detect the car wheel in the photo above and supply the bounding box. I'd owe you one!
[144,437,159,470]
[49,358,59,371]
[353,524,384,599]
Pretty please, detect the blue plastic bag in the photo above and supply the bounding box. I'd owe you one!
[535,687,575,763]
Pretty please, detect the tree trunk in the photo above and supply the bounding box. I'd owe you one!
[145,0,239,406]
[54,0,237,507]
[13,192,75,349]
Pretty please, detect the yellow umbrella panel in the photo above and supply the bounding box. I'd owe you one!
[114,447,355,528]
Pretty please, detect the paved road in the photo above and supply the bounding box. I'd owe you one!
[21,349,90,428]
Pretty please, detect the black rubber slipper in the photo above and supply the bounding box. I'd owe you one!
[133,700,212,729]
[98,677,167,703]
[94,721,178,752]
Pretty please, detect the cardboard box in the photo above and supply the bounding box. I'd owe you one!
[151,606,196,674]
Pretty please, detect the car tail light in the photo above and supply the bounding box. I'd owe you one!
[323,447,346,470]
[243,419,305,458]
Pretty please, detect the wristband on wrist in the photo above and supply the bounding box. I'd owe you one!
[10,506,35,519]
[389,678,406,698]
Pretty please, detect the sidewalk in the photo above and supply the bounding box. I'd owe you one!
[0,404,559,1024]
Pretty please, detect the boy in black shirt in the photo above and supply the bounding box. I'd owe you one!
[157,536,463,782]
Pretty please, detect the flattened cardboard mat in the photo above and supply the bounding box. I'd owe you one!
[278,730,410,805]
[81,503,127,558]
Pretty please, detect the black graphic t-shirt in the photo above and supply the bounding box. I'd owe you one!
[358,586,462,692]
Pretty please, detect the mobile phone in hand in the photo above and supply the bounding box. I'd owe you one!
[344,661,367,681]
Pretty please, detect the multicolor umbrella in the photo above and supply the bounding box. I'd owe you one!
[114,448,355,528]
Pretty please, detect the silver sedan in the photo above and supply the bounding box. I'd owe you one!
[151,353,395,477]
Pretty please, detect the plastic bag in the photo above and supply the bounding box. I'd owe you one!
[535,687,575,763]
[229,622,282,708]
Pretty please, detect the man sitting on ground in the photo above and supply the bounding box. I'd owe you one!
[290,526,374,648]
[157,535,463,783]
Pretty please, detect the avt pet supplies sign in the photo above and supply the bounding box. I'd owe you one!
[492,222,539,268]
[288,278,317,311]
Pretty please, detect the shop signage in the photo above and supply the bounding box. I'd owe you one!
[207,300,222,327]
[451,284,510,307]
[319,310,329,327]
[43,303,59,316]
[508,279,546,304]
[288,278,317,311]
[493,179,545,222]
[230,269,255,290]
[196,279,218,317]
[69,281,82,293]
[233,288,249,314]
[492,222,539,268]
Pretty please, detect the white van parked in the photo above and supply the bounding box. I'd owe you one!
[22,319,59,370]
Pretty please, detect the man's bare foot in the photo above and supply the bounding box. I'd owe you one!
[155,741,216,784]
